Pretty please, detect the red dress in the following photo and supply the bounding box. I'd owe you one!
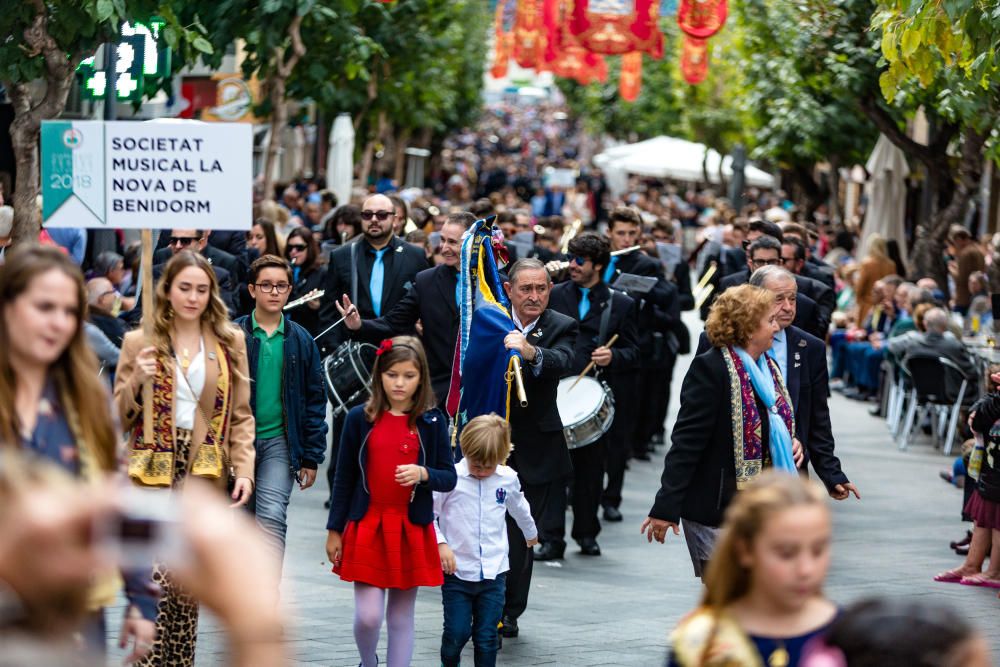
[335,412,443,588]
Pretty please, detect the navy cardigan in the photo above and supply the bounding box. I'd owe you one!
[326,405,457,532]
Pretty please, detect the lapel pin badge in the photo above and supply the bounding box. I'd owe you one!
[532,329,543,337]
[794,352,801,361]
[395,245,403,253]
[794,362,801,368]
[798,339,807,347]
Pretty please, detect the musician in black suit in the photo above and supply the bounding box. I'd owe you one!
[152,230,239,314]
[715,235,834,339]
[604,208,681,467]
[547,233,639,558]
[336,213,473,404]
[695,266,860,500]
[318,194,430,352]
[317,194,430,501]
[499,258,578,639]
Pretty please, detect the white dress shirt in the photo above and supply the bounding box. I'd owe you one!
[174,338,205,430]
[433,459,537,582]
[511,310,544,376]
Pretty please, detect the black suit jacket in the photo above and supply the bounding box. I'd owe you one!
[695,326,849,491]
[507,308,578,485]
[648,348,770,527]
[354,264,459,403]
[153,244,241,281]
[318,236,429,351]
[548,281,640,379]
[607,252,679,356]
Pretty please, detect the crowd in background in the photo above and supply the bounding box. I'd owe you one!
[0,100,998,667]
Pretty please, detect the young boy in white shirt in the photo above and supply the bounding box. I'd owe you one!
[434,414,537,667]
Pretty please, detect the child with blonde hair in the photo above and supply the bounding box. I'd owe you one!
[434,414,537,667]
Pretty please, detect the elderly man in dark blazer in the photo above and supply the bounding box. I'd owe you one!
[696,265,859,499]
[336,213,472,405]
[499,258,578,639]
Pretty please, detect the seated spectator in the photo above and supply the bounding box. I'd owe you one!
[887,307,978,386]
[83,321,119,372]
[91,251,135,311]
[967,270,992,332]
[833,277,900,400]
[0,205,12,264]
[85,277,125,347]
[119,241,141,297]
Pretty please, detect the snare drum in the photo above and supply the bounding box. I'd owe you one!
[323,341,378,417]
[555,376,615,448]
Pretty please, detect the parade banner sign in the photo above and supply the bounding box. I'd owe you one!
[41,120,252,230]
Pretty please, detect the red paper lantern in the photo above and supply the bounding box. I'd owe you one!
[680,35,709,84]
[514,0,547,69]
[543,0,609,84]
[677,0,728,38]
[490,0,515,78]
[619,51,642,101]
[568,0,663,58]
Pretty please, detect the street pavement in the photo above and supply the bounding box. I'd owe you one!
[108,312,1000,665]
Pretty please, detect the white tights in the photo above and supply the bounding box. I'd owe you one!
[353,583,418,667]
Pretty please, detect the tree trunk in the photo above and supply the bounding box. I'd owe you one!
[359,139,375,191]
[393,126,411,186]
[7,3,80,245]
[910,128,988,290]
[260,14,306,201]
[261,78,286,200]
[790,163,825,217]
[827,158,841,223]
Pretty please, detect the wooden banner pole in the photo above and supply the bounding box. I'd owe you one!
[140,229,154,442]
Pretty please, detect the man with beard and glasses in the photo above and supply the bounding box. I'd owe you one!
[318,194,429,504]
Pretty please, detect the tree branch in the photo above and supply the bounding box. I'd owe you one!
[275,13,306,80]
[858,94,938,168]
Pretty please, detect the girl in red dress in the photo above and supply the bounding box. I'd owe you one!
[326,336,456,667]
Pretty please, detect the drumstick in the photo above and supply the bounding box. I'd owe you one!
[569,334,619,391]
[312,306,357,342]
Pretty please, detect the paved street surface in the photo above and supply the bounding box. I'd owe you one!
[108,313,1000,665]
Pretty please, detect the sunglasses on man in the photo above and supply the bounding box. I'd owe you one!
[169,236,199,247]
[360,210,394,221]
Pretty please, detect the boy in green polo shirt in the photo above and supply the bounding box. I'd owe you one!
[238,255,328,567]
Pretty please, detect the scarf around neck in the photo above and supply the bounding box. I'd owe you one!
[721,345,796,489]
[128,340,231,486]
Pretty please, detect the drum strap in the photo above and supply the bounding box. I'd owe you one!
[350,240,360,305]
[598,294,613,347]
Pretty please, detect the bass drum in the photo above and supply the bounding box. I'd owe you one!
[555,376,615,449]
[323,341,378,417]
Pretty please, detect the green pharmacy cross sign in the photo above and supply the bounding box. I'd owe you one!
[77,19,172,102]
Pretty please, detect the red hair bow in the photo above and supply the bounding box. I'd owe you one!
[376,339,393,357]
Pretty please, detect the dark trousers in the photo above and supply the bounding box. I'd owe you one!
[551,439,605,542]
[441,573,506,667]
[325,411,346,500]
[504,479,562,621]
[634,364,674,454]
[602,376,637,508]
[651,355,677,440]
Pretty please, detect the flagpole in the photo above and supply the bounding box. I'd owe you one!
[510,356,528,407]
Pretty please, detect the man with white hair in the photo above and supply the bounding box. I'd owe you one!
[697,265,859,500]
[0,205,12,264]
[888,307,978,382]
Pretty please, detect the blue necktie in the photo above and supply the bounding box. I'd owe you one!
[370,248,388,316]
[603,256,619,284]
[578,287,591,320]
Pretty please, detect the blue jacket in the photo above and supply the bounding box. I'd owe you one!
[236,315,328,471]
[326,406,456,532]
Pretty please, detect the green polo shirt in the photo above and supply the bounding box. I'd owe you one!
[252,311,285,439]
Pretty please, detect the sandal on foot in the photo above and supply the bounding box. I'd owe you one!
[933,570,966,583]
[959,575,1000,589]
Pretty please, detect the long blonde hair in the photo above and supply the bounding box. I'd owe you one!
[702,471,829,609]
[865,233,889,262]
[0,246,116,471]
[152,250,238,355]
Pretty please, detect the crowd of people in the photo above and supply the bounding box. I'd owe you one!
[0,100,997,667]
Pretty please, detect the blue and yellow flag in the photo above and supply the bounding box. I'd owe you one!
[446,217,520,435]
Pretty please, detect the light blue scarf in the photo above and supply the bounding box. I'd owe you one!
[734,347,797,473]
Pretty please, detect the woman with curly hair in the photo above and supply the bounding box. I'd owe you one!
[113,250,256,666]
[641,284,803,578]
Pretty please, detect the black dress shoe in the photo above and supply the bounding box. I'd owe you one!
[534,542,565,561]
[602,505,623,522]
[578,538,601,556]
[500,615,518,638]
